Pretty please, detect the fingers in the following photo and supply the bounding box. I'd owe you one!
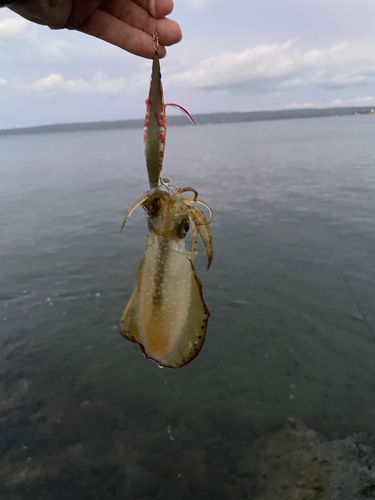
[78,9,172,58]
[156,17,182,47]
[100,1,182,47]
[78,0,182,59]
[134,0,175,18]
[9,0,182,59]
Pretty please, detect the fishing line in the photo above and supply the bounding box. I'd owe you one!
[325,242,375,344]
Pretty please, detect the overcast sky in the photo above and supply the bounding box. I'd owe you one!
[1,0,375,128]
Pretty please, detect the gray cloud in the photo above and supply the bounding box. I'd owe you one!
[166,40,375,94]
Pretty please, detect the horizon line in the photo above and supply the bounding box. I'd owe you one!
[0,106,372,137]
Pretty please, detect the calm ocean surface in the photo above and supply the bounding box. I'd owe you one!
[1,115,375,497]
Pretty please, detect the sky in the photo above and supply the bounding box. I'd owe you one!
[1,0,375,128]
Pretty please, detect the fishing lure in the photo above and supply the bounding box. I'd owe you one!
[120,36,213,368]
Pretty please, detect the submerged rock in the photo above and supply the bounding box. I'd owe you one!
[255,418,375,500]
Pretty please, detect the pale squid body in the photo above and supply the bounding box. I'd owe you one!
[120,186,213,368]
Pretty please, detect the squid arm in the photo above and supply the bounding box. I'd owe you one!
[173,187,199,201]
[120,194,151,232]
[186,205,214,270]
[189,216,199,263]
[182,197,213,224]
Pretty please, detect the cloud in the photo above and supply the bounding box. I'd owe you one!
[0,17,28,38]
[29,72,130,94]
[0,11,132,62]
[166,40,375,94]
[0,71,148,95]
[0,15,70,61]
[288,102,317,110]
[288,96,375,109]
[180,0,210,9]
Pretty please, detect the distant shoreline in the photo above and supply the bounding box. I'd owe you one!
[0,106,372,136]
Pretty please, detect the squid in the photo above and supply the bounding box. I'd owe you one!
[120,36,213,368]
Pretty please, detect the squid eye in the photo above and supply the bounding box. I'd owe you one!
[175,216,190,239]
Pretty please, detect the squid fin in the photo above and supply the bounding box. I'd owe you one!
[120,235,210,368]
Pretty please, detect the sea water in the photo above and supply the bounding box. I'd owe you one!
[1,115,375,498]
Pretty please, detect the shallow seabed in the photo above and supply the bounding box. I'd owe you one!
[1,116,375,498]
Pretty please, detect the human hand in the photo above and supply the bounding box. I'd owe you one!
[9,0,182,58]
